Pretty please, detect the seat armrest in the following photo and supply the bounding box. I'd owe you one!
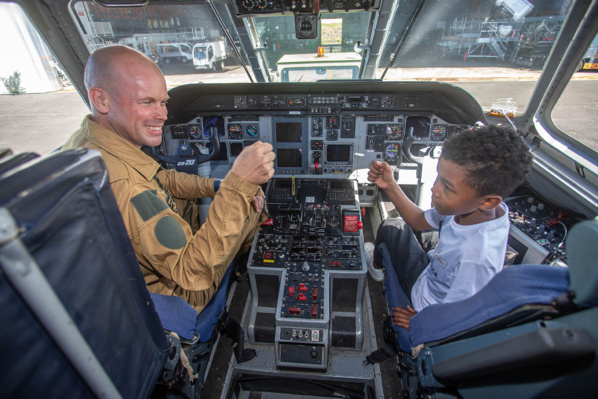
[426,327,595,382]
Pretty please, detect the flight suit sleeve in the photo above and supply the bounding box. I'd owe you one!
[156,168,218,199]
[122,170,263,293]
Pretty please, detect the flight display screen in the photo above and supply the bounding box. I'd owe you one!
[326,144,352,163]
[276,122,303,143]
[406,117,431,139]
[230,142,243,156]
[277,149,303,168]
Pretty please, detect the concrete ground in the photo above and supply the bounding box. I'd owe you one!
[0,90,88,155]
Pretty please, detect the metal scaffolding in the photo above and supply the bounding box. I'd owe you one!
[439,15,564,66]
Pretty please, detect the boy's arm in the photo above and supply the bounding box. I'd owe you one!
[368,161,432,231]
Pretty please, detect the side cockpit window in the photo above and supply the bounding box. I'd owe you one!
[551,33,598,155]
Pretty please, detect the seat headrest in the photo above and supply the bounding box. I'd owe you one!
[566,219,598,306]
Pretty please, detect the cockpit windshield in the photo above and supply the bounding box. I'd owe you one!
[69,0,569,107]
[65,0,598,156]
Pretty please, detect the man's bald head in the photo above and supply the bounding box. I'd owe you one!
[84,45,162,98]
[83,45,169,148]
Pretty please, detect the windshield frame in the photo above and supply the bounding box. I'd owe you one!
[522,0,598,174]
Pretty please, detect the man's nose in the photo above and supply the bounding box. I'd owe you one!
[155,104,167,120]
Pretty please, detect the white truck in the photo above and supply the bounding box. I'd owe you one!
[275,50,362,82]
[155,42,193,64]
[192,40,227,72]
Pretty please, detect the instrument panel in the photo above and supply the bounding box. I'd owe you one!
[160,82,481,180]
[232,0,379,16]
[163,111,469,177]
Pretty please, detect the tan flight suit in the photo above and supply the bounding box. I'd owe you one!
[63,115,266,312]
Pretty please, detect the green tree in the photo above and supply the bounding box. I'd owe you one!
[1,71,25,95]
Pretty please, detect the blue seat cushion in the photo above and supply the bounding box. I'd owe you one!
[409,265,569,347]
[150,261,236,342]
[150,294,198,341]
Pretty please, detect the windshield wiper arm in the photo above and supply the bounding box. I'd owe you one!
[207,0,254,83]
[380,0,428,80]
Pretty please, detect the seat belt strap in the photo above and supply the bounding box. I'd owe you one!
[364,344,398,365]
[218,309,256,363]
[364,316,400,365]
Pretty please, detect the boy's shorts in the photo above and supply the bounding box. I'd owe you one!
[373,218,436,298]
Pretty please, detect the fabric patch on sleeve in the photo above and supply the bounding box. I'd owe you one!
[155,216,187,250]
[131,190,168,222]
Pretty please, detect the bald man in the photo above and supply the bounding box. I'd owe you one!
[63,45,275,312]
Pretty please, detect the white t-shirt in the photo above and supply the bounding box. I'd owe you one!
[410,202,510,312]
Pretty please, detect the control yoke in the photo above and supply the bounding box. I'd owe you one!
[152,126,221,167]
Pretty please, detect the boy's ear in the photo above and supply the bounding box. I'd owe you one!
[479,195,503,210]
[88,87,111,114]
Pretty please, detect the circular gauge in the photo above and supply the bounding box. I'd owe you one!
[327,130,338,141]
[228,124,242,139]
[312,117,323,137]
[188,124,202,140]
[447,125,467,138]
[386,125,403,140]
[431,124,447,140]
[381,95,394,108]
[385,143,399,158]
[246,124,259,137]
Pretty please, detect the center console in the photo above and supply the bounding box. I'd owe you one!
[246,177,366,369]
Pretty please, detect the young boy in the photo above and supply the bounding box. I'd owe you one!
[365,125,532,349]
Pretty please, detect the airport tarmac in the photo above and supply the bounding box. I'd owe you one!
[1,67,596,156]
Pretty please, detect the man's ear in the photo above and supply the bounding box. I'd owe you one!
[88,87,111,114]
[480,195,502,210]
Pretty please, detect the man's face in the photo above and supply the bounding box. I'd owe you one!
[107,66,169,148]
[431,157,482,216]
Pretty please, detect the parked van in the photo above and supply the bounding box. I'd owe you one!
[155,42,192,64]
[192,40,227,72]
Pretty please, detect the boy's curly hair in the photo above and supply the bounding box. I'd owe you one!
[440,125,533,198]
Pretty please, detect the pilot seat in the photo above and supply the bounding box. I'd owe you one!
[369,217,598,398]
[0,148,246,399]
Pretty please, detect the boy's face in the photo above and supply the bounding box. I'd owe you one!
[431,157,484,216]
